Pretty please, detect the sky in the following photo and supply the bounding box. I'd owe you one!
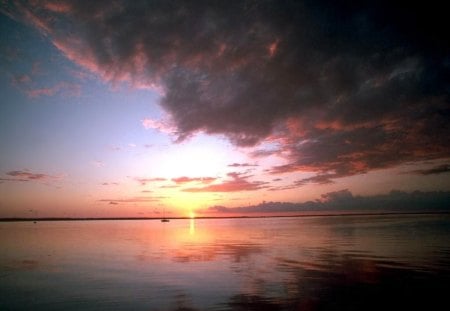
[0,0,449,218]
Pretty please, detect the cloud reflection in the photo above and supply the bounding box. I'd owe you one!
[1,216,449,310]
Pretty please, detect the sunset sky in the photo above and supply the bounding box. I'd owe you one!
[1,0,449,218]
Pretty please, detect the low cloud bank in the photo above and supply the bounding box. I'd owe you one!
[208,190,450,214]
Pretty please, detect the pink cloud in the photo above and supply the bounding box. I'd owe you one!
[183,172,268,193]
[141,118,175,134]
[134,177,167,186]
[27,87,55,97]
[99,196,166,204]
[43,1,72,13]
[27,82,81,98]
[11,74,31,86]
[101,182,119,186]
[172,176,217,184]
[227,163,258,168]
[91,160,105,168]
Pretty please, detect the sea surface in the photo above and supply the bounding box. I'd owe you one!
[1,214,450,310]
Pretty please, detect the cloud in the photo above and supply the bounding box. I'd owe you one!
[91,160,105,168]
[11,74,31,86]
[101,182,118,186]
[227,163,258,168]
[133,177,166,186]
[108,145,122,151]
[171,176,217,184]
[159,185,179,189]
[183,172,268,192]
[8,1,449,181]
[1,170,61,182]
[99,196,165,204]
[409,164,450,175]
[207,189,450,214]
[141,117,175,134]
[27,82,81,98]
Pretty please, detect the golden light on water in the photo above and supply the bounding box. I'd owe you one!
[189,210,196,235]
[190,218,195,235]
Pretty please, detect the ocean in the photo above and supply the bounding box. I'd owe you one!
[1,214,449,310]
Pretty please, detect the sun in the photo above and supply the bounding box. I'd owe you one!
[189,211,196,219]
[161,191,212,218]
[149,134,236,179]
[161,146,225,177]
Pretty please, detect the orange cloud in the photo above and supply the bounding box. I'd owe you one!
[183,172,268,192]
[134,177,167,186]
[172,176,217,184]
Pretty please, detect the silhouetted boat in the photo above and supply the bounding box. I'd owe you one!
[161,208,170,222]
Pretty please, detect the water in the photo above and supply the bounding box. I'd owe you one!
[1,214,450,310]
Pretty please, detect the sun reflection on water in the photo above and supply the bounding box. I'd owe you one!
[189,218,195,236]
[2,215,449,310]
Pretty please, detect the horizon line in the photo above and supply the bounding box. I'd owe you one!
[1,210,449,222]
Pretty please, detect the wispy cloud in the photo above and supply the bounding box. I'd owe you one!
[99,196,166,204]
[11,74,31,86]
[183,172,268,193]
[172,176,217,184]
[227,163,258,168]
[101,182,119,186]
[409,164,450,176]
[0,170,62,183]
[108,145,122,151]
[141,118,174,134]
[133,177,167,186]
[91,160,105,168]
[27,82,81,98]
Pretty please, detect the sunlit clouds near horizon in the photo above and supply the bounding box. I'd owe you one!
[0,0,449,218]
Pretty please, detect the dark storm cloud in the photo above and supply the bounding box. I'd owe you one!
[6,0,450,179]
[409,164,450,175]
[208,189,450,213]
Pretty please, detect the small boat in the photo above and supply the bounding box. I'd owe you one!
[161,208,170,222]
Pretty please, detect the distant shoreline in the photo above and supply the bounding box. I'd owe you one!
[0,211,449,222]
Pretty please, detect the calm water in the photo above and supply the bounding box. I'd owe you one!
[1,214,450,310]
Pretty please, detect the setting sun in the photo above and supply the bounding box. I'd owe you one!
[1,1,449,310]
[0,0,448,219]
[189,211,196,219]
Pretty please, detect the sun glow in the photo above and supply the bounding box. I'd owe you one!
[152,136,233,179]
[189,218,195,235]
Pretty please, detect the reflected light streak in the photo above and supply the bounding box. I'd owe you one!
[190,218,195,235]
